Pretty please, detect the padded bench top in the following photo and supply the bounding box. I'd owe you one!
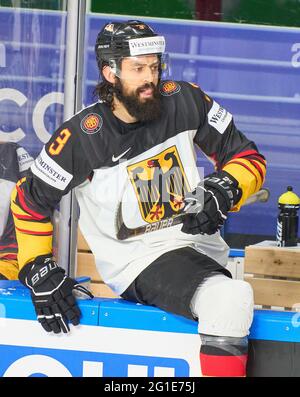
[0,279,299,343]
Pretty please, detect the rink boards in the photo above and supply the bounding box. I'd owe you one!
[0,279,300,377]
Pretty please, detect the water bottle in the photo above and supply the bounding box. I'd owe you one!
[276,186,300,247]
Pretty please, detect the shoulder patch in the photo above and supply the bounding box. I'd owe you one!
[31,147,73,190]
[208,101,232,134]
[80,113,103,134]
[160,81,181,96]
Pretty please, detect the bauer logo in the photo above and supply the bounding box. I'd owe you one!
[0,345,189,377]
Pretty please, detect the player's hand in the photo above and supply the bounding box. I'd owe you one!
[181,171,241,235]
[19,255,94,334]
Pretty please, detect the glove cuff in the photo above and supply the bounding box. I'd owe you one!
[204,170,242,210]
[18,254,62,288]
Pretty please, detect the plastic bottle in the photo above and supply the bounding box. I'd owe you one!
[276,186,300,247]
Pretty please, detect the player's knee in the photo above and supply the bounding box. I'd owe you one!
[191,277,254,337]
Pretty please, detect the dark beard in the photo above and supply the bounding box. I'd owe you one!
[114,80,162,123]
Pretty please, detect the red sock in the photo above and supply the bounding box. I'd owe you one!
[200,351,248,377]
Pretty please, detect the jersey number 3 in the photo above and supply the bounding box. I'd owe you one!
[49,128,72,156]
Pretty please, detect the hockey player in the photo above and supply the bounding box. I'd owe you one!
[0,142,33,280]
[11,20,266,376]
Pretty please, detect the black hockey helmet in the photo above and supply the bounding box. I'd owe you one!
[95,20,166,74]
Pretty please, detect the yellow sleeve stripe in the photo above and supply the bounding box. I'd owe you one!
[10,185,53,269]
[15,234,53,269]
[223,161,263,211]
[250,159,266,184]
[11,199,34,219]
[232,157,266,183]
[14,218,53,234]
[0,259,19,280]
[225,158,263,188]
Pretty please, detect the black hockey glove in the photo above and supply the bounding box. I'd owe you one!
[19,255,94,334]
[181,170,242,235]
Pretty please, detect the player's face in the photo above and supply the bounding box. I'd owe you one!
[119,54,160,100]
[114,55,162,122]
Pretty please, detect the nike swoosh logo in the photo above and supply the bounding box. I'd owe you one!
[112,147,131,162]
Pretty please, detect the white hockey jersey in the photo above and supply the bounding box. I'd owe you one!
[12,81,266,294]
